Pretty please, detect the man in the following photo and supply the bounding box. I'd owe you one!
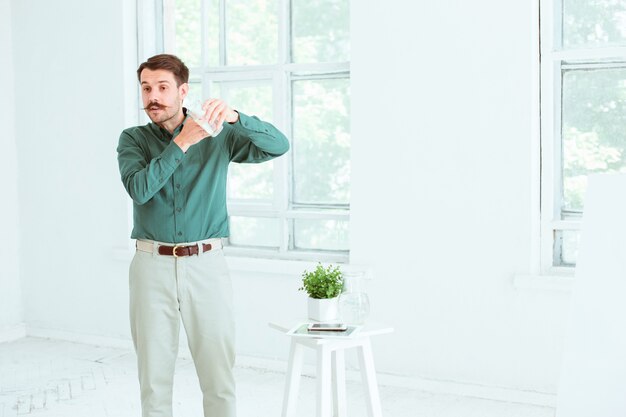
[117,54,289,417]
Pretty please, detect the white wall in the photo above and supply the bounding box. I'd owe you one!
[0,0,23,338]
[8,0,572,398]
[11,0,132,339]
[349,0,570,393]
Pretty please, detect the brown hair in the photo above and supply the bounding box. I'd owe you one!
[137,54,189,86]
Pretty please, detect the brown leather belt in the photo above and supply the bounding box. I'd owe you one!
[158,243,213,257]
[136,239,222,257]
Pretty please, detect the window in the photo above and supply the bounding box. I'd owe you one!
[540,0,626,271]
[160,0,351,261]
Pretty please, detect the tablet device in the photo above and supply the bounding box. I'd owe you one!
[307,323,348,332]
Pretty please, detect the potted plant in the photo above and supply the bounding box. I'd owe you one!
[299,263,344,322]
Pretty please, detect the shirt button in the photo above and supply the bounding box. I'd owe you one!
[178,231,182,236]
[175,158,180,163]
[176,207,182,213]
[176,184,181,189]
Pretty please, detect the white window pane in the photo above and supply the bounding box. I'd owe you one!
[206,0,220,67]
[208,81,222,98]
[292,78,350,205]
[227,83,273,122]
[292,0,349,63]
[226,0,278,65]
[293,218,349,251]
[185,81,203,106]
[174,0,202,67]
[228,162,274,200]
[221,83,274,200]
[553,230,580,266]
[562,0,626,49]
[228,216,279,247]
[562,68,626,213]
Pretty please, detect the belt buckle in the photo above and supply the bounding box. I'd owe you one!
[172,245,181,258]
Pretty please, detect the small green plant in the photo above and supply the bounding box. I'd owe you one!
[299,263,344,299]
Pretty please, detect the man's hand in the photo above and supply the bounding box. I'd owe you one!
[201,98,239,127]
[173,118,209,153]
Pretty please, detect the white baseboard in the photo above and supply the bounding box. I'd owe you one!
[17,326,556,409]
[0,323,26,343]
[376,372,556,408]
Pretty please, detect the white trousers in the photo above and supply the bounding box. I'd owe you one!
[129,244,236,417]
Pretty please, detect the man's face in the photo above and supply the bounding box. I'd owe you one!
[140,69,188,125]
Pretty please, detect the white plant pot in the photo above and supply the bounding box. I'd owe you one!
[307,297,339,322]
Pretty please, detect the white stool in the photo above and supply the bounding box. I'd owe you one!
[270,322,393,417]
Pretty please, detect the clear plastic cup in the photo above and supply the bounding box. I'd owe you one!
[187,101,223,137]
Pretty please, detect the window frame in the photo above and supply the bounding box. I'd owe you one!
[539,0,626,273]
[157,0,351,262]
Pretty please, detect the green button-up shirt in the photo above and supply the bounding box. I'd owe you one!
[117,110,289,244]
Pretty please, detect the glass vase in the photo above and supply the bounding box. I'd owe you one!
[338,271,370,325]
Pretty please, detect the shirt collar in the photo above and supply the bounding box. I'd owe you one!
[149,108,191,141]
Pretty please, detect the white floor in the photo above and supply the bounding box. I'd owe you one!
[0,337,555,417]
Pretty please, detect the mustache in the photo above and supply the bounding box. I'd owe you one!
[143,102,168,110]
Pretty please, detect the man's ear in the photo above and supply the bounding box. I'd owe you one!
[179,82,189,101]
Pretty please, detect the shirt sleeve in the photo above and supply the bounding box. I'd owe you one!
[117,129,185,205]
[222,112,290,163]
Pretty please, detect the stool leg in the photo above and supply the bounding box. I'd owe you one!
[317,344,332,417]
[357,338,383,417]
[282,340,304,417]
[332,349,347,417]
